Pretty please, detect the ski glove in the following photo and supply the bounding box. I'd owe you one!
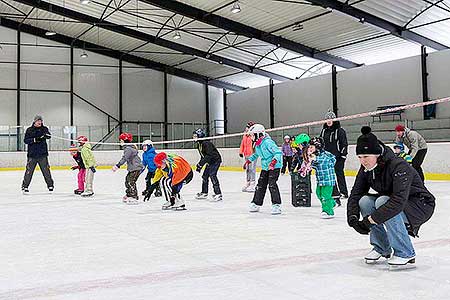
[348,215,371,235]
[268,159,277,170]
[243,160,251,170]
[90,167,96,173]
[196,164,202,173]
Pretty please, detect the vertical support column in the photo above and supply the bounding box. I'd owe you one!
[332,65,338,116]
[70,45,74,128]
[16,28,21,151]
[421,46,434,120]
[205,83,210,134]
[163,71,168,147]
[223,88,227,134]
[118,58,123,132]
[269,79,274,128]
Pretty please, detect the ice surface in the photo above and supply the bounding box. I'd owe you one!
[1,169,449,300]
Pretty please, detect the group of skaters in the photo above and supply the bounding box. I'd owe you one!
[21,113,435,268]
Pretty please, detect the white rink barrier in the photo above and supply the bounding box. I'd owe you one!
[1,143,449,176]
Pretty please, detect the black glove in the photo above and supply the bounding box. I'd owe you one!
[196,164,202,173]
[34,135,45,143]
[348,215,371,235]
[44,133,51,139]
[90,166,96,173]
[239,153,243,158]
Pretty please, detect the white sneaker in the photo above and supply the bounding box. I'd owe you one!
[210,194,223,202]
[271,204,282,215]
[195,193,208,200]
[388,255,416,266]
[364,250,390,263]
[249,203,261,213]
[320,212,334,219]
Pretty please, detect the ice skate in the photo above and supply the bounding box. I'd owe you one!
[172,195,186,211]
[244,182,256,193]
[249,202,261,213]
[74,189,84,195]
[195,193,208,200]
[364,250,391,264]
[320,211,334,219]
[81,191,94,197]
[210,194,223,202]
[122,195,129,203]
[271,204,282,215]
[162,200,173,210]
[48,186,54,194]
[22,187,30,195]
[241,182,250,192]
[388,255,416,270]
[126,198,139,205]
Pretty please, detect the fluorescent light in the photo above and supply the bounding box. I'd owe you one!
[80,51,88,58]
[45,30,56,36]
[231,1,241,14]
[80,0,90,4]
[173,31,181,40]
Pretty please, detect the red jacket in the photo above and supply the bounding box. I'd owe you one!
[239,135,254,157]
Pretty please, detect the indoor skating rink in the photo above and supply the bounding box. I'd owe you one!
[1,169,449,300]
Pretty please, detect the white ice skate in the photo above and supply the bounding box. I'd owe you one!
[388,255,416,270]
[320,212,334,219]
[48,187,54,194]
[364,250,391,264]
[81,191,94,198]
[172,196,186,211]
[241,182,250,192]
[271,204,282,215]
[244,182,256,193]
[195,193,208,200]
[22,187,30,195]
[162,200,173,210]
[249,203,261,213]
[210,194,223,202]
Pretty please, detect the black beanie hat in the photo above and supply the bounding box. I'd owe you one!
[356,126,382,155]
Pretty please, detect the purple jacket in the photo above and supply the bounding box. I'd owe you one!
[282,142,293,157]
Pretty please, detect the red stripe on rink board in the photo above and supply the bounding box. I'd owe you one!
[3,238,450,299]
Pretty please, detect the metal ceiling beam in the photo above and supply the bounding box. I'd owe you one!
[11,0,291,82]
[139,0,361,69]
[307,0,449,50]
[0,17,245,91]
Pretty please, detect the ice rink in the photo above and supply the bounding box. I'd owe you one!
[1,169,450,300]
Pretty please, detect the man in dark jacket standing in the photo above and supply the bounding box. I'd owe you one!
[22,115,54,194]
[193,128,223,202]
[347,126,435,268]
[320,110,349,203]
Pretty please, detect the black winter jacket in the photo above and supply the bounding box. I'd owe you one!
[347,144,435,237]
[320,121,348,159]
[196,140,222,168]
[24,124,51,158]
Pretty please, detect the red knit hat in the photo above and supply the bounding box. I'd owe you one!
[395,124,405,132]
[154,152,167,168]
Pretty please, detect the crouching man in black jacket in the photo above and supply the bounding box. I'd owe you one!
[193,128,223,202]
[347,126,435,268]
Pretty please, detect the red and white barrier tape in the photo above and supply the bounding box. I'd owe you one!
[50,97,450,146]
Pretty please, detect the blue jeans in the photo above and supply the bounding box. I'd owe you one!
[359,195,415,258]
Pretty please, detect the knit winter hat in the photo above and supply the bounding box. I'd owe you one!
[395,124,405,132]
[356,126,382,155]
[34,115,43,122]
[325,109,336,120]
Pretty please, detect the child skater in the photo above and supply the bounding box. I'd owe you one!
[239,121,256,192]
[152,152,194,210]
[193,128,223,202]
[281,135,293,175]
[393,142,413,164]
[69,144,86,195]
[141,140,162,201]
[243,124,283,215]
[291,133,310,173]
[308,137,337,219]
[112,133,143,204]
[77,136,96,197]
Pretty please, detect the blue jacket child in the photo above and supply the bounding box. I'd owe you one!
[141,140,162,199]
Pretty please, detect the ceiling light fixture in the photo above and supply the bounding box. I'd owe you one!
[293,23,304,31]
[173,31,181,40]
[45,30,56,36]
[231,1,241,14]
[80,0,90,4]
[80,50,88,58]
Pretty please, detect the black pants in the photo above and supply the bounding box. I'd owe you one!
[332,157,348,197]
[22,156,54,188]
[202,161,222,195]
[412,149,427,183]
[145,171,161,195]
[252,168,281,205]
[281,156,293,174]
[125,170,141,198]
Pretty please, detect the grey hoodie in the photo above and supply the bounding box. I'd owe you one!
[395,128,427,158]
[116,144,144,172]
